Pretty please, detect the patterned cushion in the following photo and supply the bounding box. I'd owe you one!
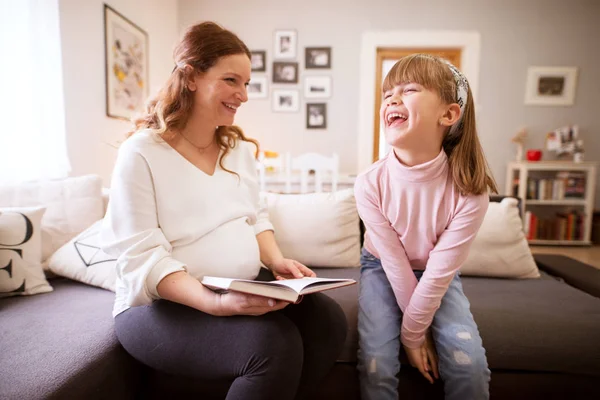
[47,220,116,291]
[0,206,53,297]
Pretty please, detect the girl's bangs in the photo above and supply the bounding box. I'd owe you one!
[382,54,451,96]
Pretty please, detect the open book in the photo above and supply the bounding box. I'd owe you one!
[201,276,356,304]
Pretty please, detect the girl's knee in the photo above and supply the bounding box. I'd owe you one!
[437,324,489,374]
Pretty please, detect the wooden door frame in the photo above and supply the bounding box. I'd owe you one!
[357,31,481,173]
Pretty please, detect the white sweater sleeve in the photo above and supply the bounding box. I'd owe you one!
[241,141,274,235]
[100,144,186,308]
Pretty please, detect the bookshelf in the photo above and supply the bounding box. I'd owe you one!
[505,161,597,246]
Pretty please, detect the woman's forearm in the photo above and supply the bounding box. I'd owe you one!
[156,271,219,314]
[256,230,284,268]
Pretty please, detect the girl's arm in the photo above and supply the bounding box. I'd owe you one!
[354,176,419,318]
[400,194,488,348]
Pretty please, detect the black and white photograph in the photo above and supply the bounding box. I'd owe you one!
[247,76,267,99]
[306,103,327,129]
[538,76,564,96]
[274,30,297,59]
[524,66,578,106]
[272,89,299,112]
[304,76,332,98]
[273,62,298,84]
[305,47,331,69]
[250,51,266,72]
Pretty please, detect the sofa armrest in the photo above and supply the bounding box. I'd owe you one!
[534,254,600,299]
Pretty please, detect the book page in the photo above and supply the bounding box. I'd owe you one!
[273,277,354,293]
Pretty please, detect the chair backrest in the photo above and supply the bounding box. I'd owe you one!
[256,152,290,193]
[288,152,339,193]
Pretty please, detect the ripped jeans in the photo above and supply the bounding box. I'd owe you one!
[357,248,490,400]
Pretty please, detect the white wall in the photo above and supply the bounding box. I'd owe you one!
[177,0,600,207]
[59,0,179,185]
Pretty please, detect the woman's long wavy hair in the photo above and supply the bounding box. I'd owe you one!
[382,54,498,196]
[129,22,258,174]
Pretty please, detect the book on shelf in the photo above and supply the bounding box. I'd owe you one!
[523,172,586,200]
[524,209,584,241]
[201,276,357,303]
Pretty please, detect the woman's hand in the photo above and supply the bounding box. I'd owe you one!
[403,330,439,384]
[268,258,316,280]
[214,291,289,316]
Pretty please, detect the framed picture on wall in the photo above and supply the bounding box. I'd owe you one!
[250,51,266,72]
[248,76,268,99]
[272,89,299,112]
[306,103,327,129]
[274,30,297,59]
[304,76,332,98]
[524,66,578,106]
[305,47,331,69]
[273,62,299,84]
[103,4,149,120]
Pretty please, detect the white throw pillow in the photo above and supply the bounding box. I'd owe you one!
[47,220,116,292]
[0,207,53,297]
[460,197,540,278]
[0,175,104,266]
[262,189,361,268]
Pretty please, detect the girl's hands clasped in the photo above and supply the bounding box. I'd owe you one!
[403,330,439,384]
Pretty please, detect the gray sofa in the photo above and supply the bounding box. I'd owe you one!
[3,199,600,399]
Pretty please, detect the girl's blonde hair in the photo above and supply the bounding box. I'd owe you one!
[129,22,258,174]
[383,54,497,196]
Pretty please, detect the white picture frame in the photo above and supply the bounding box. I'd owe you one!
[274,30,297,59]
[304,76,332,99]
[248,76,268,99]
[272,89,299,112]
[524,66,578,106]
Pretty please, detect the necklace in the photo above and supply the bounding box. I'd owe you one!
[178,131,216,152]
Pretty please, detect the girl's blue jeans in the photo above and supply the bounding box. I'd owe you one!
[357,248,491,400]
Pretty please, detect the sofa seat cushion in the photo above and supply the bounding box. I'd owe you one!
[462,271,600,376]
[0,278,139,399]
[318,268,600,378]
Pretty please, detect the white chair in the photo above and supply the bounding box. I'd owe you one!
[287,152,339,193]
[256,151,291,193]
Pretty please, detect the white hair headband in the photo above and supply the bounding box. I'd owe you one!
[443,60,469,136]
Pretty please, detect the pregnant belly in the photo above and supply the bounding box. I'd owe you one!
[172,217,262,280]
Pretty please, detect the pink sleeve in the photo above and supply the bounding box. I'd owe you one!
[400,194,489,348]
[354,176,418,314]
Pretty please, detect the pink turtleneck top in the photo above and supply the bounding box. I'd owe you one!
[354,149,488,348]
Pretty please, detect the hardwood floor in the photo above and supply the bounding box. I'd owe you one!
[530,245,600,270]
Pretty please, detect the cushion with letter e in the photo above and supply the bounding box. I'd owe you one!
[0,207,53,297]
